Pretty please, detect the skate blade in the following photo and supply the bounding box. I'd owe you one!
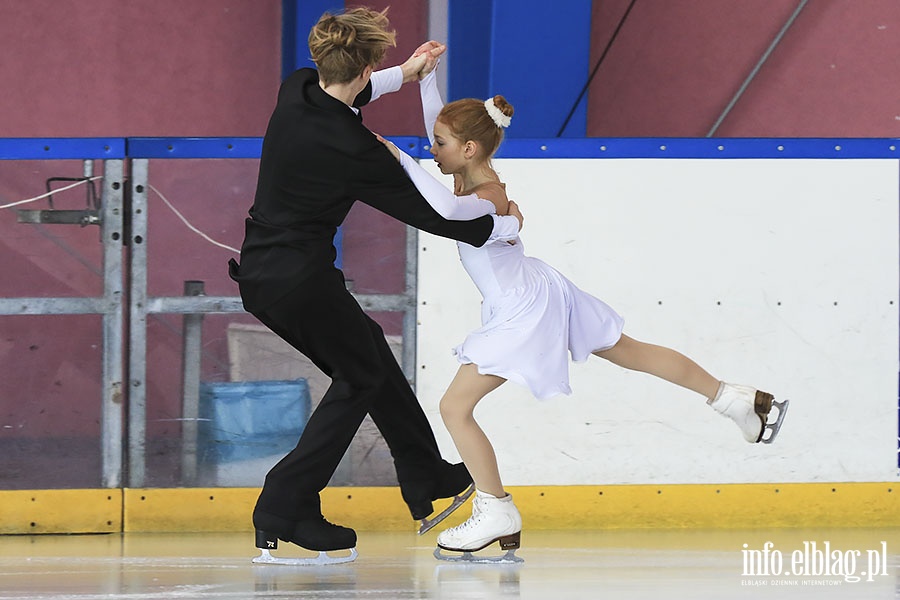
[418,483,476,535]
[252,547,358,566]
[760,399,789,444]
[433,547,523,564]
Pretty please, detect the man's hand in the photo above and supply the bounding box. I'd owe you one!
[400,41,446,83]
[507,200,523,231]
[414,41,446,80]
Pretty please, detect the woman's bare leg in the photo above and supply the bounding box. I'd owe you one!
[439,363,507,498]
[593,334,720,400]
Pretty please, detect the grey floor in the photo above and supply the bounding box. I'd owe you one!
[0,528,898,599]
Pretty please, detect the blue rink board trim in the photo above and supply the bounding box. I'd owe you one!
[126,137,424,159]
[130,137,900,159]
[128,137,900,160]
[485,137,900,159]
[3,137,897,160]
[0,138,126,160]
[127,137,263,159]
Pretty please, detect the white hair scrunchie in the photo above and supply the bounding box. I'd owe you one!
[484,98,511,128]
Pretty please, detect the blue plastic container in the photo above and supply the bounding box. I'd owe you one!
[198,379,311,463]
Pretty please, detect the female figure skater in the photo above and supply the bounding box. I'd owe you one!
[229,10,522,564]
[379,58,788,560]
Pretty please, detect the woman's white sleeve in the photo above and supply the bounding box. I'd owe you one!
[397,149,496,220]
[418,69,443,145]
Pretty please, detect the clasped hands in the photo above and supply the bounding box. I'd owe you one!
[400,41,446,83]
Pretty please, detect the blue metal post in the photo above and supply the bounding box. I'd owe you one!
[448,0,493,103]
[448,0,592,137]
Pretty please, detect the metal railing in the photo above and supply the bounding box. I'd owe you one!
[0,138,126,487]
[0,136,422,488]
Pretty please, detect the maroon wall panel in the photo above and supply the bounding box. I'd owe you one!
[587,0,900,137]
[0,0,284,456]
[719,0,900,137]
[0,0,280,137]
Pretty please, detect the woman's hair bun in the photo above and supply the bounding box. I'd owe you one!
[492,95,514,118]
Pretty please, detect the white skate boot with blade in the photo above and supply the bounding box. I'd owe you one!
[434,490,523,563]
[708,382,789,444]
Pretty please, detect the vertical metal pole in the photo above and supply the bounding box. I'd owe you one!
[427,0,449,97]
[402,224,419,390]
[180,280,205,485]
[100,159,125,488]
[128,159,150,487]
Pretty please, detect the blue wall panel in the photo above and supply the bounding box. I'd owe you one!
[448,0,494,103]
[448,0,592,137]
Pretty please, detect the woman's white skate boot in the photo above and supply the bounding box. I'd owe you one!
[708,382,789,444]
[434,490,523,563]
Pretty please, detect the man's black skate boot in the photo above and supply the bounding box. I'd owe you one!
[254,511,356,552]
[403,461,473,520]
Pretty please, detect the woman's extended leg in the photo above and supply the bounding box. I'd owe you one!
[438,363,507,497]
[595,333,788,443]
[594,334,720,399]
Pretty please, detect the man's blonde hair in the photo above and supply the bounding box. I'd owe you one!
[308,7,396,85]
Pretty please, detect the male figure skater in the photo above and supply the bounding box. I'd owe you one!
[228,7,522,562]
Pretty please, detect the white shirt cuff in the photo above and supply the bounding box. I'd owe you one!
[369,66,403,102]
[488,214,520,242]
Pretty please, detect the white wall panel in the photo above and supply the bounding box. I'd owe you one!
[416,158,899,484]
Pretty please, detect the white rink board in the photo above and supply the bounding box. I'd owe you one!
[415,158,900,485]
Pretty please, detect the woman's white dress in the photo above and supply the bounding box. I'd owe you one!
[396,71,625,399]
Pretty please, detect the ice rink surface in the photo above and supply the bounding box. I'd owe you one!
[0,528,897,599]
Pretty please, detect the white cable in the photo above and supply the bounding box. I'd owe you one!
[0,176,103,210]
[148,183,240,254]
[1,176,240,255]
